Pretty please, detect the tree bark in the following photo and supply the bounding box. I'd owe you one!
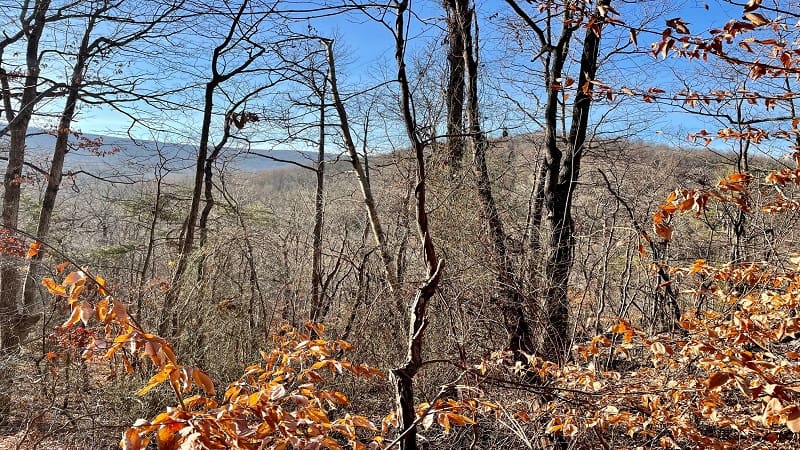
[161,0,264,337]
[310,73,327,324]
[443,0,468,171]
[505,0,611,361]
[0,0,50,354]
[389,2,445,448]
[22,10,96,314]
[541,0,611,361]
[462,3,532,356]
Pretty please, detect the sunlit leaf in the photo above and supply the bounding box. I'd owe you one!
[437,411,451,433]
[63,306,81,327]
[78,300,94,326]
[786,406,800,432]
[193,369,215,396]
[62,271,86,287]
[42,277,66,296]
[120,427,150,450]
[744,0,761,12]
[96,275,109,296]
[55,261,69,273]
[26,241,40,259]
[654,222,673,240]
[744,12,769,26]
[137,365,174,396]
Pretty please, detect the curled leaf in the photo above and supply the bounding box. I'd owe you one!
[43,277,66,296]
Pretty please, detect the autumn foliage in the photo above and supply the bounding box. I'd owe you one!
[9,0,800,448]
[46,264,485,448]
[43,148,800,448]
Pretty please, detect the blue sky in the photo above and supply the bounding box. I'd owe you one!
[22,0,795,158]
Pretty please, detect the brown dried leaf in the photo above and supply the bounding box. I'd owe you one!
[707,372,731,390]
[744,12,769,26]
[193,369,215,396]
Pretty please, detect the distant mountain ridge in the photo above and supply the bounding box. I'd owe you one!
[0,126,327,180]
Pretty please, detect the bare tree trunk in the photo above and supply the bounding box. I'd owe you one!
[0,0,50,354]
[161,0,264,337]
[542,0,611,361]
[443,0,468,171]
[505,0,611,362]
[527,157,547,255]
[138,155,167,316]
[462,3,532,356]
[310,75,328,324]
[389,2,445,448]
[324,39,399,296]
[22,12,96,314]
[162,78,214,336]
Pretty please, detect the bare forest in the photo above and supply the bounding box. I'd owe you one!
[2,0,800,449]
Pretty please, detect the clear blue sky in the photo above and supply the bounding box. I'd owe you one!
[52,0,794,157]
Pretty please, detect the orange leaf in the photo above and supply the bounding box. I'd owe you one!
[42,277,66,296]
[112,300,130,324]
[120,427,150,450]
[95,298,110,322]
[610,320,631,334]
[123,356,134,374]
[55,261,69,273]
[654,222,673,240]
[446,413,475,427]
[96,275,109,296]
[437,411,451,433]
[78,300,94,326]
[677,197,695,211]
[137,365,174,396]
[144,341,162,366]
[786,405,800,432]
[179,366,193,392]
[62,271,86,287]
[26,242,41,259]
[63,306,81,327]
[193,369,215,395]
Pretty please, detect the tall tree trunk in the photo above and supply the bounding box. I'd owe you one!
[443,0,468,171]
[161,78,215,337]
[541,0,611,361]
[161,0,260,337]
[389,2,445,448]
[310,75,327,324]
[324,39,399,297]
[22,13,95,315]
[462,3,532,356]
[0,0,50,354]
[138,164,163,316]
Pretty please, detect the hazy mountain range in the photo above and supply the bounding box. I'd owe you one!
[0,127,328,182]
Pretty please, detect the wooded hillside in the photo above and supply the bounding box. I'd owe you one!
[1,0,800,448]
